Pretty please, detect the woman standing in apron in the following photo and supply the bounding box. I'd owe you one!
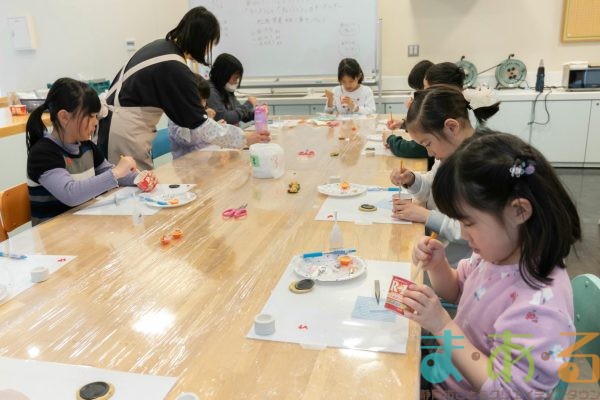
[98,7,252,170]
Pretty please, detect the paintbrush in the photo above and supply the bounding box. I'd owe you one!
[413,232,438,281]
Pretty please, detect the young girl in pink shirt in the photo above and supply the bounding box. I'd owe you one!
[404,133,580,399]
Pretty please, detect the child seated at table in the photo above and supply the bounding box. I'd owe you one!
[324,58,376,115]
[26,78,157,225]
[405,132,579,399]
[168,74,270,159]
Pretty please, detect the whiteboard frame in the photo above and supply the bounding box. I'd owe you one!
[188,0,381,87]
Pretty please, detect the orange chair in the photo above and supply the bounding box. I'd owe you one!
[0,183,31,240]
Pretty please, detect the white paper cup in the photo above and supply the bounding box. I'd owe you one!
[30,266,50,283]
[254,314,275,336]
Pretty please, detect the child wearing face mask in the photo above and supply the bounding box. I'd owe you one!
[207,53,257,125]
[168,74,269,158]
[324,58,376,115]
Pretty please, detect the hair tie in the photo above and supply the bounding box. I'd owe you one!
[509,157,536,178]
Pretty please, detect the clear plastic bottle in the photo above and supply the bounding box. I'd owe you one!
[254,104,268,133]
[329,211,343,250]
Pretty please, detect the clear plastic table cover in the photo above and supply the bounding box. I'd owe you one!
[0,117,426,399]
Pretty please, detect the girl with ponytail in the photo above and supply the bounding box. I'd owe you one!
[389,85,500,264]
[26,78,157,225]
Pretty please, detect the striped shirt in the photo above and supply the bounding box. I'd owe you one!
[27,136,127,225]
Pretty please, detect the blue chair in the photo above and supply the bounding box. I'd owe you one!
[151,128,171,159]
[552,273,600,400]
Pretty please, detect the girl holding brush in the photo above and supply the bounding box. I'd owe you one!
[324,58,376,115]
[389,85,499,264]
[404,132,579,399]
[26,78,157,225]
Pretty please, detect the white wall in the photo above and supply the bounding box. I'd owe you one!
[379,0,600,81]
[0,0,187,93]
[1,0,600,92]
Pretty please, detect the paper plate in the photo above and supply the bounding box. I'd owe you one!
[144,192,197,208]
[317,183,367,197]
[292,254,367,282]
[366,134,383,142]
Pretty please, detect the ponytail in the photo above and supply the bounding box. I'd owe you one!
[472,102,500,125]
[26,102,50,152]
[25,77,101,153]
[406,84,500,140]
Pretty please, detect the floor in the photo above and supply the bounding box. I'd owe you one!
[556,168,599,395]
[559,168,600,278]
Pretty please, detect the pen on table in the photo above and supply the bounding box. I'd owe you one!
[0,251,27,260]
[375,280,380,305]
[413,232,438,280]
[302,248,356,258]
[367,187,400,192]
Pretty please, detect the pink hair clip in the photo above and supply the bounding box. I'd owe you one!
[509,158,535,178]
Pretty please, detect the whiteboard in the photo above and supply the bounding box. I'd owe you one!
[189,0,378,78]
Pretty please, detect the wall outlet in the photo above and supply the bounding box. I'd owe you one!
[407,44,419,57]
[126,38,136,52]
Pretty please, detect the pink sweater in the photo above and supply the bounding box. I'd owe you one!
[433,254,575,399]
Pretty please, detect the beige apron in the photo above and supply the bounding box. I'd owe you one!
[105,54,187,170]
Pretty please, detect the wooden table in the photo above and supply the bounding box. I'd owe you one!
[0,107,51,138]
[0,117,427,399]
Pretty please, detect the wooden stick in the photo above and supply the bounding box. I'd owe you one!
[413,232,438,281]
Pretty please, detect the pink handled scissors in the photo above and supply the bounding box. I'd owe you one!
[222,204,248,220]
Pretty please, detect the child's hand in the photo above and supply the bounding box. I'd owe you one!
[382,130,395,144]
[206,107,216,119]
[341,96,355,111]
[142,171,158,192]
[245,131,271,146]
[412,235,446,272]
[401,284,452,335]
[392,200,430,223]
[247,96,258,107]
[386,119,403,130]
[324,89,334,102]
[113,156,137,179]
[390,166,415,187]
[404,97,414,109]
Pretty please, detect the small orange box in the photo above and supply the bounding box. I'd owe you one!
[9,105,27,116]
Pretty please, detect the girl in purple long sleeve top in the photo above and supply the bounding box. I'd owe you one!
[26,78,157,225]
[404,133,580,399]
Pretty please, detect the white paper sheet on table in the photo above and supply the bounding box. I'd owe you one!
[247,259,411,354]
[0,254,76,302]
[75,184,196,216]
[375,122,390,132]
[0,357,176,400]
[315,191,411,224]
[361,141,393,157]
